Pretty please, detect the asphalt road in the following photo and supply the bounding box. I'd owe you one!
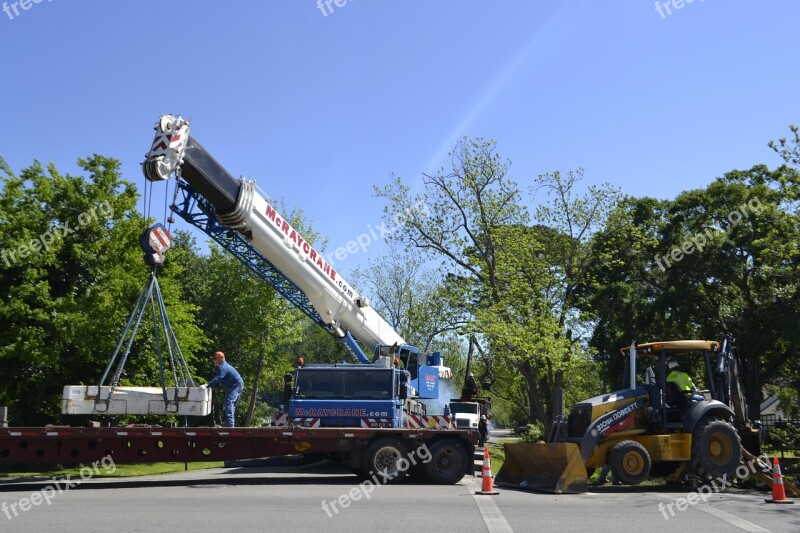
[1,433,798,533]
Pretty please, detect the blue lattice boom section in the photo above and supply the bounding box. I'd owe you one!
[171,181,370,356]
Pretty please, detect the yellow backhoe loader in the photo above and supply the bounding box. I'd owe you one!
[496,336,774,494]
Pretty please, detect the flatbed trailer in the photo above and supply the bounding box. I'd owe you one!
[0,426,477,484]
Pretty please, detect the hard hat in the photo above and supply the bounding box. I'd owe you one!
[469,372,474,377]
[668,358,678,370]
[481,415,486,420]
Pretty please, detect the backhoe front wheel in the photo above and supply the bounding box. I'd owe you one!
[690,416,741,481]
[610,440,651,485]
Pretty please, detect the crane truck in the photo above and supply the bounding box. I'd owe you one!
[0,115,473,485]
[143,114,451,429]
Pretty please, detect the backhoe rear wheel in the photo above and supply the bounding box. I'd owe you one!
[610,440,651,485]
[690,416,741,481]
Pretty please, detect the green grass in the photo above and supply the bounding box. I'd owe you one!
[0,462,224,479]
[763,450,799,459]
[485,440,512,475]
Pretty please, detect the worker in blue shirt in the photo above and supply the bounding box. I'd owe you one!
[200,351,244,427]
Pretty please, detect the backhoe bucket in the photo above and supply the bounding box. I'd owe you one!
[495,442,587,494]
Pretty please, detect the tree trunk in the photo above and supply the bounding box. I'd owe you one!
[521,361,549,433]
[744,349,760,424]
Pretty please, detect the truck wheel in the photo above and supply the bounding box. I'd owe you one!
[424,439,469,485]
[690,416,741,481]
[408,463,431,483]
[610,440,651,485]
[364,438,409,484]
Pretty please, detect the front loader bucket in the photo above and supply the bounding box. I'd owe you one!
[495,442,587,494]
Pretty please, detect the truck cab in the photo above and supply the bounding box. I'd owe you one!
[449,400,481,430]
[282,358,425,428]
[448,398,491,429]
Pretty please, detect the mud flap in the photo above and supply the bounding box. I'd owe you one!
[495,442,588,494]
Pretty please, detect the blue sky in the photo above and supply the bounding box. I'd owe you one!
[1,0,798,280]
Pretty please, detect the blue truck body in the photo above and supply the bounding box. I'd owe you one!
[287,351,443,427]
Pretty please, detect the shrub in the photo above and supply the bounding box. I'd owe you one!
[766,422,800,452]
[516,422,546,443]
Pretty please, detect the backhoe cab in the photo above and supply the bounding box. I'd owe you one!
[497,337,755,493]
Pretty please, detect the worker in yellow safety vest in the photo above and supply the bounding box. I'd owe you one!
[667,359,704,401]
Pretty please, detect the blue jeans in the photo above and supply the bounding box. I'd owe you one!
[223,382,243,427]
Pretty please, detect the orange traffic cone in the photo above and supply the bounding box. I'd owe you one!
[765,457,795,504]
[475,446,499,495]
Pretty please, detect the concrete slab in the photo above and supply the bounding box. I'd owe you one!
[61,385,211,416]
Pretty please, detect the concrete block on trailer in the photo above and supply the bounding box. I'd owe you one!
[62,385,212,416]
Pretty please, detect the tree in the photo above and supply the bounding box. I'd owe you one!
[350,251,467,352]
[194,244,298,426]
[0,155,206,425]
[584,159,800,420]
[768,124,800,172]
[526,170,622,418]
[376,139,608,431]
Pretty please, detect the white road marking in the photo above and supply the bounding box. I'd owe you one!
[467,479,514,533]
[653,492,772,533]
[694,505,772,533]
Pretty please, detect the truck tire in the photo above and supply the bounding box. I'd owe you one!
[610,440,651,485]
[408,463,431,483]
[690,416,741,481]
[364,438,409,484]
[424,439,469,485]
